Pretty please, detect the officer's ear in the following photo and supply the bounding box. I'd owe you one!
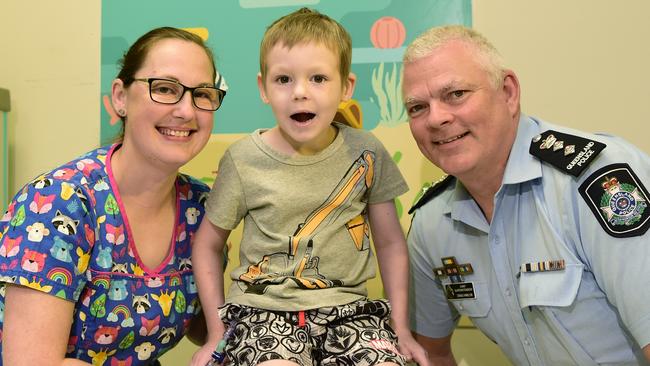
[501,70,520,118]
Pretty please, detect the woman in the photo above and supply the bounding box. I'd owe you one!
[0,27,226,365]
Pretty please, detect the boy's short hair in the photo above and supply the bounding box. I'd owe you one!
[259,7,352,82]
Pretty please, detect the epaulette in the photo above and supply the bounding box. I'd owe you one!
[529,130,606,177]
[408,175,455,214]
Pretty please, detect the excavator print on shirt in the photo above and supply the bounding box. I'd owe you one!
[240,151,375,294]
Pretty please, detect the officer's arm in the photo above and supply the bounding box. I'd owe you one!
[414,333,457,365]
[643,344,650,361]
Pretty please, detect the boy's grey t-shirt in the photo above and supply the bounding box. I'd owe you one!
[205,123,408,310]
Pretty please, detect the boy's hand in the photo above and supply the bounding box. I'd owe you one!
[396,328,431,366]
[189,337,221,366]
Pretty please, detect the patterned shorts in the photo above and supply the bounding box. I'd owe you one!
[218,299,407,366]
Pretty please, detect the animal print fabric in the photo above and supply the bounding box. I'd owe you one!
[218,299,406,366]
[0,145,210,365]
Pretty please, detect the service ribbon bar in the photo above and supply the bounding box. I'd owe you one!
[520,259,565,273]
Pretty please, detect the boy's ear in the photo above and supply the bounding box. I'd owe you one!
[111,78,127,114]
[257,72,270,104]
[341,72,357,101]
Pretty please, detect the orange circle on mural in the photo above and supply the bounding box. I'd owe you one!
[370,16,406,49]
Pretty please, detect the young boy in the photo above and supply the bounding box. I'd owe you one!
[191,8,427,366]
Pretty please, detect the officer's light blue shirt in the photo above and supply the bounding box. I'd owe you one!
[409,115,650,365]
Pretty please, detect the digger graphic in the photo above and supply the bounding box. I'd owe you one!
[239,151,375,293]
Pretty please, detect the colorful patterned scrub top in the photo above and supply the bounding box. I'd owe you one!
[0,145,210,366]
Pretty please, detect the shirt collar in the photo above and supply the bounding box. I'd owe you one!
[442,114,544,233]
[501,114,543,185]
[450,180,491,232]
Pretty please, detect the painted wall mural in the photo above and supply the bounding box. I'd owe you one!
[101,0,471,135]
[101,1,471,297]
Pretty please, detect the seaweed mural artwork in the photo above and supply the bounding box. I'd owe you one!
[367,15,408,127]
[371,62,407,127]
[392,150,404,219]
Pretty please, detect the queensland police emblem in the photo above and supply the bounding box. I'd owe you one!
[600,178,646,225]
[580,163,650,237]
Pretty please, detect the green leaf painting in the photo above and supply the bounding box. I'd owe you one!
[10,205,26,229]
[174,289,186,314]
[395,197,403,219]
[90,293,107,318]
[372,62,407,127]
[392,151,402,165]
[104,193,119,217]
[118,330,135,349]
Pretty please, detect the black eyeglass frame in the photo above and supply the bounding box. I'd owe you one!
[131,77,226,111]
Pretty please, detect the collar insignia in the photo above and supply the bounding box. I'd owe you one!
[408,175,455,214]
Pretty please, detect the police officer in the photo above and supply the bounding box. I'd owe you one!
[403,25,650,365]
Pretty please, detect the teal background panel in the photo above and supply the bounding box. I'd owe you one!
[100,0,471,142]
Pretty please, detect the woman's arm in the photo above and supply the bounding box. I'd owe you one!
[3,285,92,366]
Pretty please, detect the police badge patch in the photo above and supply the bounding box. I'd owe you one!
[579,163,650,237]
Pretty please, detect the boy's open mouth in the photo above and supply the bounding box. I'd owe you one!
[291,112,316,122]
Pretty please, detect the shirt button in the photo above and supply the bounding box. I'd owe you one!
[493,236,500,244]
[458,304,464,310]
[524,338,531,346]
[505,288,511,296]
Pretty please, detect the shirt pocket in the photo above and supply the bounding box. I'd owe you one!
[518,263,583,308]
[449,281,491,317]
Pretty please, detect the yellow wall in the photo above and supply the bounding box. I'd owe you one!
[2,1,650,365]
[0,1,101,194]
[473,1,650,155]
